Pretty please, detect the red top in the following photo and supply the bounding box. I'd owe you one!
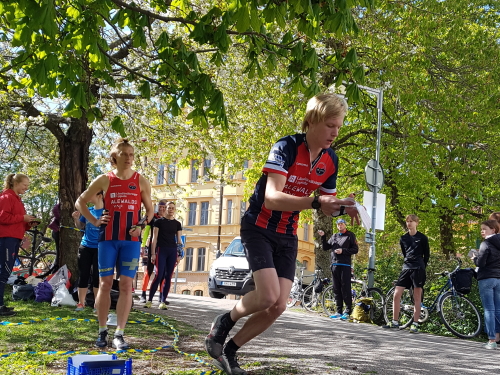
[100,171,142,242]
[0,189,29,239]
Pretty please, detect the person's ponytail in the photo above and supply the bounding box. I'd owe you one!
[3,173,29,191]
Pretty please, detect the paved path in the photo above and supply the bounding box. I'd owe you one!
[138,294,498,374]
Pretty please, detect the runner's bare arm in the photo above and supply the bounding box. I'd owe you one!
[75,175,110,227]
[264,173,354,215]
[139,175,154,223]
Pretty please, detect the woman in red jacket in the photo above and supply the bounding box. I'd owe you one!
[0,173,36,316]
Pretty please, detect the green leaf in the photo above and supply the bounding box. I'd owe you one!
[235,5,251,33]
[111,116,127,137]
[138,81,151,99]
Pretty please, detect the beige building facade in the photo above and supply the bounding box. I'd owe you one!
[145,159,316,298]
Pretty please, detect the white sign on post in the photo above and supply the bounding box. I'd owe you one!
[362,191,386,230]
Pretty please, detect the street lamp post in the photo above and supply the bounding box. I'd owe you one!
[358,84,384,289]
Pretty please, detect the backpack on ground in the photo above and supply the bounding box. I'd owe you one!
[451,268,475,294]
[12,283,35,301]
[351,297,373,323]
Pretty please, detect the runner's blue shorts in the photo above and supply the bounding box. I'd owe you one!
[98,240,141,278]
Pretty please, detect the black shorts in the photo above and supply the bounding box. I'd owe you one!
[240,220,298,282]
[396,268,426,289]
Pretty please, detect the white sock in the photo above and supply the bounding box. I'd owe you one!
[392,320,398,325]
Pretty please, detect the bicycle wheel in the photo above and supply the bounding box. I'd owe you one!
[302,284,321,312]
[322,285,338,316]
[34,251,57,277]
[384,287,414,328]
[287,278,301,308]
[438,291,482,338]
[366,287,385,324]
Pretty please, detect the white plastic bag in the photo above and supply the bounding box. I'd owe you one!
[51,284,77,307]
[48,264,70,289]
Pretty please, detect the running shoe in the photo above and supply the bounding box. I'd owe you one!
[139,296,146,303]
[329,313,342,319]
[340,313,350,321]
[205,313,231,359]
[159,302,168,310]
[484,341,497,350]
[213,352,247,375]
[0,306,16,316]
[144,301,152,308]
[112,334,130,350]
[382,322,400,329]
[75,303,85,312]
[409,324,419,334]
[95,330,108,348]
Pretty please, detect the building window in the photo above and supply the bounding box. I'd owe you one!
[185,248,193,271]
[203,158,211,178]
[156,164,165,185]
[227,199,233,224]
[190,159,199,182]
[188,202,197,226]
[240,201,247,218]
[167,162,176,184]
[197,247,206,271]
[303,260,308,269]
[303,222,309,241]
[194,290,203,296]
[200,201,209,225]
[182,290,191,295]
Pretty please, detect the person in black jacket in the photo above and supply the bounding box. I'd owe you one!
[472,219,500,349]
[383,214,430,333]
[318,217,359,320]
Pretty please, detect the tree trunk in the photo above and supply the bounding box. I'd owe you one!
[314,209,334,278]
[439,211,455,258]
[57,118,93,284]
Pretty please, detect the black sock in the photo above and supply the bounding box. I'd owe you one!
[142,291,146,298]
[221,312,236,330]
[224,339,240,355]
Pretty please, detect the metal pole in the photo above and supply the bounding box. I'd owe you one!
[367,89,383,288]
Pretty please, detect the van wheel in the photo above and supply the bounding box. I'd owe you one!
[209,291,225,299]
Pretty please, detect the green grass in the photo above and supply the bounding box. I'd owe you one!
[0,292,214,375]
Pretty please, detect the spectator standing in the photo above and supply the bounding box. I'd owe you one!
[383,214,430,333]
[204,93,354,375]
[0,173,37,316]
[472,219,500,349]
[318,217,359,320]
[138,201,167,303]
[145,201,182,309]
[75,138,153,350]
[72,191,104,312]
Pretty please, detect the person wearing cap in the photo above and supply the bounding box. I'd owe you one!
[318,217,359,321]
[382,214,429,333]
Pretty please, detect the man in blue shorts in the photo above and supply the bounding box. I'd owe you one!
[76,138,153,349]
[205,93,354,374]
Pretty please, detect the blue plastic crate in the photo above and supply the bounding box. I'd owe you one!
[67,355,132,375]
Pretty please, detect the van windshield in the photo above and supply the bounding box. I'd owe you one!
[223,239,245,257]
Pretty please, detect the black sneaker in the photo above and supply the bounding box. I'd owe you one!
[382,322,400,329]
[95,330,108,348]
[0,306,16,316]
[213,352,247,375]
[112,334,130,350]
[205,313,231,359]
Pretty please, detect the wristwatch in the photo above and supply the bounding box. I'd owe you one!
[311,196,321,210]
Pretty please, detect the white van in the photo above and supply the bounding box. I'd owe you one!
[208,236,315,298]
[208,237,255,299]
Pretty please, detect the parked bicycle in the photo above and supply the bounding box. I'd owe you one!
[16,226,57,278]
[286,266,316,308]
[322,273,385,323]
[383,257,482,338]
[301,268,330,313]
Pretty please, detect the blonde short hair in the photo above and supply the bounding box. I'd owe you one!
[109,138,133,167]
[406,214,419,223]
[301,93,348,132]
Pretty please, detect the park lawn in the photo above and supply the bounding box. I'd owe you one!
[0,292,214,375]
